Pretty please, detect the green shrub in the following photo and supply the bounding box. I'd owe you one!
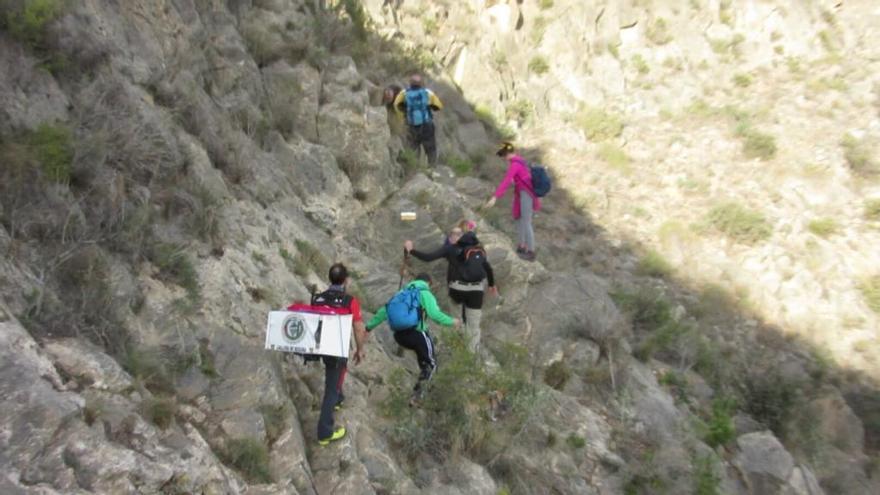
[191,186,220,243]
[422,16,438,35]
[703,397,736,447]
[622,449,667,495]
[530,16,548,44]
[543,360,571,390]
[382,333,539,460]
[597,143,630,171]
[566,433,586,449]
[860,275,880,314]
[706,202,772,243]
[807,218,838,238]
[506,100,534,126]
[398,148,422,176]
[611,289,673,332]
[414,189,431,208]
[743,371,801,437]
[198,340,217,377]
[447,155,474,176]
[693,454,721,495]
[149,243,201,306]
[123,347,176,394]
[635,319,691,362]
[865,199,880,221]
[223,438,272,483]
[733,73,752,87]
[646,18,672,45]
[808,76,848,93]
[658,370,690,404]
[279,247,296,274]
[637,250,672,278]
[3,0,65,47]
[143,396,176,429]
[741,130,777,160]
[528,55,550,75]
[577,107,624,141]
[538,0,554,9]
[293,239,329,278]
[341,0,369,42]
[631,54,650,75]
[475,104,499,127]
[612,288,692,361]
[27,123,73,183]
[841,134,877,175]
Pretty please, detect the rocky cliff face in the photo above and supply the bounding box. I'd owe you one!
[0,1,877,494]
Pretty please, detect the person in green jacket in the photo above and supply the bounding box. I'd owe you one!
[366,273,459,401]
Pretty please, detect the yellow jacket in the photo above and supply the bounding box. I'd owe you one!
[393,87,443,121]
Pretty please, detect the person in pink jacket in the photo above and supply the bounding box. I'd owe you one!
[484,142,540,261]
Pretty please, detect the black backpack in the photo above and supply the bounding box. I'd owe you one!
[459,246,487,283]
[310,289,352,310]
[302,289,352,362]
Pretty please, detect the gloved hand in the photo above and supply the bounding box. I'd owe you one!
[484,196,497,209]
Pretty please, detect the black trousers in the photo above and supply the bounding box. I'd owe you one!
[393,329,436,391]
[317,356,347,440]
[408,122,437,165]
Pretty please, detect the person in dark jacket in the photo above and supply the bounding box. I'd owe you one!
[403,229,496,353]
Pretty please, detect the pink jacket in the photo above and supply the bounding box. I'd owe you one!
[493,155,541,219]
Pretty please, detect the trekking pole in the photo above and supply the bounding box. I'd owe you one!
[398,249,410,289]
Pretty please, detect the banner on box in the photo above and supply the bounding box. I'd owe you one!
[264,310,352,358]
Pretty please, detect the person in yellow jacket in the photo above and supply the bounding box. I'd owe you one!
[393,74,443,166]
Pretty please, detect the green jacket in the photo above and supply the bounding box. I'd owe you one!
[365,280,454,332]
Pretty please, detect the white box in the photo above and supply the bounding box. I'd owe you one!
[264,310,352,358]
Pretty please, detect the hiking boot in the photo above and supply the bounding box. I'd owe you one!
[518,250,536,261]
[318,426,346,446]
[515,246,526,255]
[409,388,425,408]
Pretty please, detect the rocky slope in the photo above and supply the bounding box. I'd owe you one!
[0,1,877,494]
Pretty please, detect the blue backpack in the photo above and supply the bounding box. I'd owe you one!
[405,88,432,126]
[386,286,423,331]
[529,163,551,197]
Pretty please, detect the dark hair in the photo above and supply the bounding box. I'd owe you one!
[495,141,515,157]
[415,272,432,284]
[329,263,348,285]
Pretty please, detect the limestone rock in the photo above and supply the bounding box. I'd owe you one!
[43,338,133,393]
[733,431,826,495]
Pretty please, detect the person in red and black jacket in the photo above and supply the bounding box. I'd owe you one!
[290,262,367,446]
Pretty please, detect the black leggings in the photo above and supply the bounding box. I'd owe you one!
[393,329,436,391]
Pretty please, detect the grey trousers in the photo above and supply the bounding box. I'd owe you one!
[518,193,535,251]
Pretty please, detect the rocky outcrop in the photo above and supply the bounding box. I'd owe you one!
[0,305,244,493]
[733,432,825,495]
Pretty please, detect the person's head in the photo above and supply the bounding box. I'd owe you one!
[409,74,423,88]
[448,226,463,244]
[458,219,477,233]
[383,84,401,105]
[495,141,515,158]
[328,263,349,286]
[415,272,432,285]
